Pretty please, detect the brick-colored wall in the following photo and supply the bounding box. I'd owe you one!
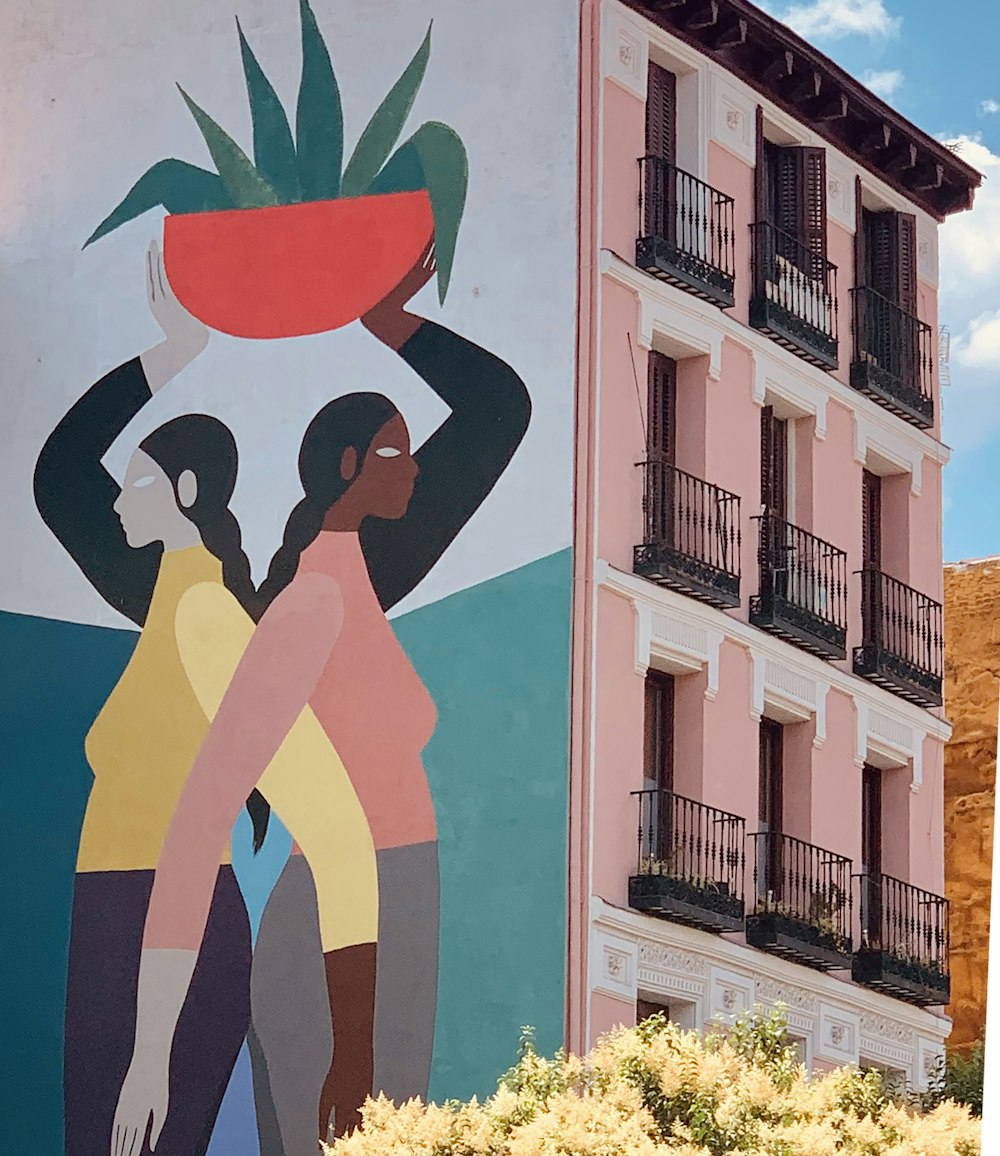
[943,558,999,1048]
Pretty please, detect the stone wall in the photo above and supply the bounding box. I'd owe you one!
[943,558,999,1049]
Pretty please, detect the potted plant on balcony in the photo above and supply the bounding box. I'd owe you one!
[84,0,467,339]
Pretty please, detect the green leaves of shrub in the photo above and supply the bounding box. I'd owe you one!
[237,17,300,202]
[340,23,431,198]
[296,0,343,200]
[84,160,234,248]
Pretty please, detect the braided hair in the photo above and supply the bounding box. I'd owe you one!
[139,414,270,850]
[255,392,400,612]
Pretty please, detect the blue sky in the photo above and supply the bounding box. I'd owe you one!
[761,0,1000,562]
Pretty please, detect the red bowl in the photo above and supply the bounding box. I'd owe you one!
[163,191,434,339]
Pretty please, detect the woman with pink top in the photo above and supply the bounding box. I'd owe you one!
[114,244,531,1143]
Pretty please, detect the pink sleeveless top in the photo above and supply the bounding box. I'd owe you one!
[298,531,438,849]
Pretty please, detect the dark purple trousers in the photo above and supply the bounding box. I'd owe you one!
[64,868,251,1156]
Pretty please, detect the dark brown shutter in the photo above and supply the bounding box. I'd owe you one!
[774,148,801,241]
[754,106,766,221]
[799,146,828,264]
[760,405,787,518]
[647,352,677,461]
[643,672,675,793]
[758,719,783,830]
[861,470,882,570]
[645,63,677,163]
[896,212,918,316]
[865,210,916,312]
[861,765,883,875]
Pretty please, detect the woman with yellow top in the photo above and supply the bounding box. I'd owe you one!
[33,244,377,1156]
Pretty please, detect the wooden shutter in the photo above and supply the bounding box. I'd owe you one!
[647,352,677,460]
[760,405,787,518]
[865,210,916,313]
[758,719,783,830]
[854,178,865,290]
[896,212,918,316]
[861,470,882,570]
[754,106,766,221]
[861,765,883,875]
[643,672,675,793]
[799,146,828,264]
[645,63,677,163]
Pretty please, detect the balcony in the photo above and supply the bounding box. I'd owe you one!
[637,156,736,309]
[749,513,848,660]
[850,287,934,429]
[633,454,741,609]
[853,871,950,1006]
[747,831,853,970]
[629,788,746,933]
[750,222,839,369]
[854,570,943,708]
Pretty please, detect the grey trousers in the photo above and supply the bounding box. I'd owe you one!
[372,841,440,1104]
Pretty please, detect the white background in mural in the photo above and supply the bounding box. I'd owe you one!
[0,0,578,630]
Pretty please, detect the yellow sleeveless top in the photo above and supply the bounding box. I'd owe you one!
[78,546,228,872]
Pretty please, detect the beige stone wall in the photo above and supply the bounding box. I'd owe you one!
[944,558,999,1049]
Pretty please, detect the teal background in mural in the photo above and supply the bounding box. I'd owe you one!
[0,547,570,1153]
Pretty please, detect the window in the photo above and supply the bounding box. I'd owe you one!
[758,718,784,898]
[861,764,883,942]
[648,352,678,463]
[861,207,917,314]
[861,469,882,571]
[643,671,675,794]
[760,404,789,519]
[637,996,670,1025]
[755,121,828,271]
[646,63,677,165]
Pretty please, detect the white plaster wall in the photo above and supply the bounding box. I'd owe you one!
[0,0,579,629]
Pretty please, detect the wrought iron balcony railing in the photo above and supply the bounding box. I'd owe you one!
[854,569,943,708]
[747,830,853,970]
[854,871,950,1006]
[629,788,746,933]
[750,513,848,660]
[633,454,741,608]
[750,221,839,369]
[637,156,736,308]
[850,286,934,429]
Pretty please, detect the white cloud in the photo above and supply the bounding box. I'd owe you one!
[939,135,1000,299]
[771,0,901,40]
[980,99,1000,115]
[956,311,1000,369]
[862,69,904,99]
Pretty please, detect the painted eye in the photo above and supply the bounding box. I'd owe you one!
[133,475,157,488]
[375,447,402,459]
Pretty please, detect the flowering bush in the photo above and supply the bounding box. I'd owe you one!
[325,1010,981,1155]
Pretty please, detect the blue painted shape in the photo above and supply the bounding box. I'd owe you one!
[392,548,572,1102]
[0,609,137,1156]
[205,1040,261,1156]
[230,807,293,948]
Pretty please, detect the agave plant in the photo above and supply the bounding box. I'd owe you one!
[85,0,467,304]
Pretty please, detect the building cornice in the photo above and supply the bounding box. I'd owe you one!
[597,559,952,750]
[621,0,981,220]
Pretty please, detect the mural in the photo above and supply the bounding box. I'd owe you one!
[2,2,576,1155]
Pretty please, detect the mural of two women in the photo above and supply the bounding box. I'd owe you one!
[34,237,531,1153]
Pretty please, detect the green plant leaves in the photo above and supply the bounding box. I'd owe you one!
[237,18,301,202]
[296,0,343,200]
[340,22,432,198]
[83,159,234,247]
[177,85,279,208]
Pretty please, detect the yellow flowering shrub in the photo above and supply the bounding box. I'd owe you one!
[325,1010,981,1156]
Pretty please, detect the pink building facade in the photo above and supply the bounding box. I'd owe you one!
[569,0,981,1089]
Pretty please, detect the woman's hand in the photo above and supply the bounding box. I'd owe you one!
[110,1052,169,1156]
[140,240,209,394]
[361,241,437,352]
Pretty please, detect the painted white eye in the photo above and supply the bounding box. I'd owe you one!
[132,475,157,488]
[375,447,402,459]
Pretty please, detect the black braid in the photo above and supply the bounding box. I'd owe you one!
[255,496,327,615]
[140,414,273,853]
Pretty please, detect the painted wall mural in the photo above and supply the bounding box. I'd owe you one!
[2,2,577,1155]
